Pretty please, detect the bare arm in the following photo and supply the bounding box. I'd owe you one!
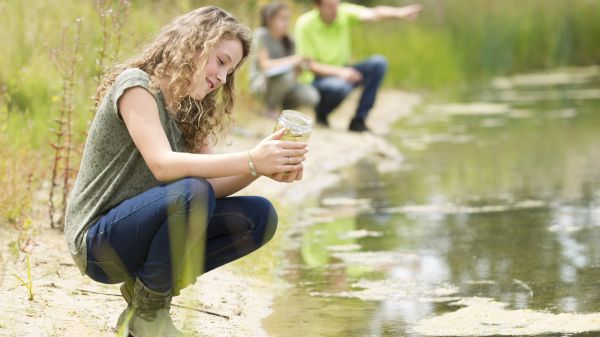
[257,47,303,72]
[308,61,362,83]
[119,87,307,184]
[193,145,255,198]
[308,61,346,78]
[359,4,423,22]
[208,175,257,198]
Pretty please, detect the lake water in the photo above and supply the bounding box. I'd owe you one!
[263,67,600,337]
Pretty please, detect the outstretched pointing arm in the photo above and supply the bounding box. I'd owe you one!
[359,4,423,22]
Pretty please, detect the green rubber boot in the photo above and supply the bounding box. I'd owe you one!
[126,278,184,337]
[115,279,135,332]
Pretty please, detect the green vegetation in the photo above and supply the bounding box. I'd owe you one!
[355,0,600,89]
[12,255,34,301]
[0,0,598,228]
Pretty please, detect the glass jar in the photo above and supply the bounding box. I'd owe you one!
[273,110,313,143]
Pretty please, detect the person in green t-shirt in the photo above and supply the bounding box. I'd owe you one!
[65,6,308,336]
[249,2,319,118]
[295,0,422,131]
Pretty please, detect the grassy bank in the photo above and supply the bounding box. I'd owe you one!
[1,0,599,228]
[354,0,600,89]
[0,0,262,227]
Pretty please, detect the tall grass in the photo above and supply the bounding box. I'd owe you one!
[48,18,84,228]
[354,0,600,89]
[0,0,260,228]
[0,0,598,229]
[0,0,264,147]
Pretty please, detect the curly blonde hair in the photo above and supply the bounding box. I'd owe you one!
[95,6,252,152]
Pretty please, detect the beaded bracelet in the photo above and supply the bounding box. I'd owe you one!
[247,151,258,177]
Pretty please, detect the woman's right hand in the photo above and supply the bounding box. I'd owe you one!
[249,128,308,176]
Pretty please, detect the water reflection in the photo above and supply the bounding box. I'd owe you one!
[264,68,600,336]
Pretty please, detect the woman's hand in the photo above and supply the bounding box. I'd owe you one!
[250,128,308,176]
[267,166,304,183]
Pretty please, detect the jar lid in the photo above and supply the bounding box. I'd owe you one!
[280,110,313,133]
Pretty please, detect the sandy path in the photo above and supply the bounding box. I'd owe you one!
[0,90,420,337]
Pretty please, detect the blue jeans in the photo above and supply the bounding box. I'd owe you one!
[313,55,388,120]
[85,177,278,294]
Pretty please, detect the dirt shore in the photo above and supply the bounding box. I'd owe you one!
[0,90,420,337]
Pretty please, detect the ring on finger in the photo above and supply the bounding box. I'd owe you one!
[287,156,291,164]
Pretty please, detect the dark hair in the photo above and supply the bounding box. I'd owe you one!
[260,2,294,55]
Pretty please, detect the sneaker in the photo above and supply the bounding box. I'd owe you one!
[348,118,369,132]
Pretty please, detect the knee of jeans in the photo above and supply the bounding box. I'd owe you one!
[328,85,353,100]
[306,87,320,107]
[252,196,278,245]
[187,177,214,198]
[174,177,216,214]
[369,55,388,74]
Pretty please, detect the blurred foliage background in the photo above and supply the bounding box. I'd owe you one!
[0,0,598,226]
